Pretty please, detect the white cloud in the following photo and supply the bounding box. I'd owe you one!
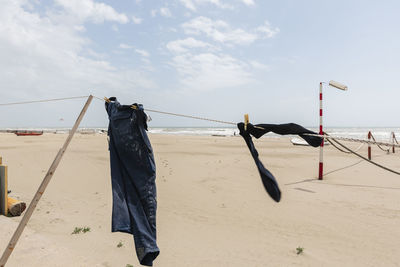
[132,15,142,24]
[135,49,150,57]
[119,43,133,49]
[256,21,280,38]
[179,0,233,11]
[160,7,172,18]
[183,17,279,45]
[179,0,196,10]
[55,0,129,24]
[242,0,255,6]
[183,16,259,45]
[171,52,252,91]
[166,38,214,53]
[249,60,270,71]
[0,1,154,103]
[151,7,173,18]
[168,16,277,91]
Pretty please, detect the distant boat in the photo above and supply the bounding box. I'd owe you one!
[14,130,43,136]
[291,138,309,146]
[291,137,329,146]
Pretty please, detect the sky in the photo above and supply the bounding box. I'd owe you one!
[1,0,400,128]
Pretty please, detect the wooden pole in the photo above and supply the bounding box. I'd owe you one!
[368,131,372,160]
[0,164,8,216]
[392,132,395,153]
[0,95,93,267]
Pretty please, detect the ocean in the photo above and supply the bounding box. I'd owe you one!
[147,127,400,141]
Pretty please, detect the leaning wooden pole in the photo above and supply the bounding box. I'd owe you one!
[0,95,93,267]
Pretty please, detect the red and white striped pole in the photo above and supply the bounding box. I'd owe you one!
[318,82,324,180]
[368,131,372,160]
[317,80,347,180]
[392,132,395,153]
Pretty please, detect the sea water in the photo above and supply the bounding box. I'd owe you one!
[1,127,399,142]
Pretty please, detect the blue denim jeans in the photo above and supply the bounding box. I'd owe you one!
[106,98,159,266]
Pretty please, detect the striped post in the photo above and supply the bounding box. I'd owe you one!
[318,82,324,180]
[368,131,371,160]
[392,132,395,153]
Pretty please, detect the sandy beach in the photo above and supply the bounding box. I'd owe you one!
[1,132,400,267]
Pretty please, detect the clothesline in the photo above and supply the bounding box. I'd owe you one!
[0,95,237,126]
[0,96,90,106]
[97,96,237,125]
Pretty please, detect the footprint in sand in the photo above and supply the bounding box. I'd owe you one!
[49,218,64,224]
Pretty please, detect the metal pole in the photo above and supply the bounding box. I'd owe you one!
[368,131,372,160]
[318,82,324,180]
[0,95,93,267]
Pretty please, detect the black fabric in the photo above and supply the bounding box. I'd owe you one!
[106,98,159,266]
[237,122,323,202]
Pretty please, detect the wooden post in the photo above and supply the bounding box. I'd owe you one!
[0,95,93,267]
[368,131,371,160]
[392,132,395,153]
[244,114,249,131]
[0,162,8,216]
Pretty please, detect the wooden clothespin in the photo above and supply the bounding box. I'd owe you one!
[104,97,111,103]
[244,114,249,131]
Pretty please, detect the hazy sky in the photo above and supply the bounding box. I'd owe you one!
[1,0,399,128]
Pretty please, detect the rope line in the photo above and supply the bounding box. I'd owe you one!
[92,95,237,126]
[370,132,390,152]
[93,95,105,102]
[144,108,237,126]
[353,143,365,152]
[327,134,400,176]
[0,96,90,106]
[393,133,398,145]
[326,137,365,154]
[304,133,400,148]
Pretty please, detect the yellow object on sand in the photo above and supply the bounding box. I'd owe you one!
[8,197,26,217]
[0,156,26,216]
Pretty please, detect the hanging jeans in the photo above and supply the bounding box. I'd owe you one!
[106,97,159,266]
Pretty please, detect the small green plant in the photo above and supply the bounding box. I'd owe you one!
[72,226,90,234]
[296,247,304,255]
[117,241,123,248]
[71,227,83,234]
[126,264,133,267]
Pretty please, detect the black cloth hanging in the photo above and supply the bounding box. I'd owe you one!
[237,122,323,202]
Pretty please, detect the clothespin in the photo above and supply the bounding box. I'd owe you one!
[104,97,111,103]
[244,114,249,131]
